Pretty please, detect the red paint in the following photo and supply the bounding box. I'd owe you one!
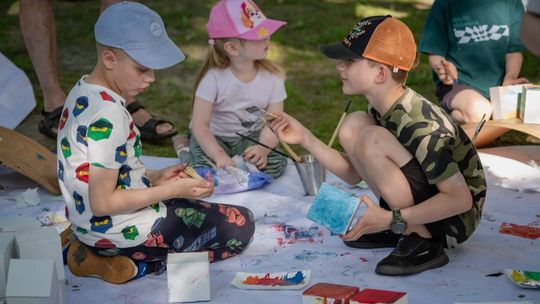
[303,283,359,304]
[499,222,540,239]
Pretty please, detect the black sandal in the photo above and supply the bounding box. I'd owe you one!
[38,106,64,139]
[126,101,177,142]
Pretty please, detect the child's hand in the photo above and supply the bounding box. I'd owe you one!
[243,145,270,169]
[435,59,458,85]
[215,156,236,169]
[267,112,310,146]
[153,164,189,186]
[171,178,214,199]
[341,195,393,241]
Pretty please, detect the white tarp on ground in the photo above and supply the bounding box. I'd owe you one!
[1,153,539,304]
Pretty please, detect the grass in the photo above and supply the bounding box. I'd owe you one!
[1,0,539,156]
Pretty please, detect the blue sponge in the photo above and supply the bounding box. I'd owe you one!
[307,183,361,234]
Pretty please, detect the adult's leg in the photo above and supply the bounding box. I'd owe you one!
[19,0,65,112]
[449,89,508,147]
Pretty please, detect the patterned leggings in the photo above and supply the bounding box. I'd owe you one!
[90,199,255,263]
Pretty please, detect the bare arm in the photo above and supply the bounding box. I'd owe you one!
[191,97,234,168]
[502,52,529,85]
[89,165,213,216]
[268,113,361,184]
[258,101,283,148]
[343,171,473,240]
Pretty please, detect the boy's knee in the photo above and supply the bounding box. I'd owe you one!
[354,126,388,157]
[339,112,374,146]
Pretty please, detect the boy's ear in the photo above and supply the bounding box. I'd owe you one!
[102,49,117,69]
[374,64,389,84]
[223,41,240,56]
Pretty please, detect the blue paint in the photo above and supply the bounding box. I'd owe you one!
[307,183,361,234]
[294,250,338,262]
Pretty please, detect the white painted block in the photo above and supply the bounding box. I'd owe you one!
[5,259,58,304]
[0,233,16,298]
[167,252,210,303]
[0,216,41,233]
[490,85,523,119]
[519,86,540,124]
[15,227,64,280]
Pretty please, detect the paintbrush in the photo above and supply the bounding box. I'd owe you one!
[327,100,352,147]
[471,114,487,143]
[182,166,205,181]
[234,132,295,161]
[245,106,302,163]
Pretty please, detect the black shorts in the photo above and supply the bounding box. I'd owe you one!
[379,158,461,248]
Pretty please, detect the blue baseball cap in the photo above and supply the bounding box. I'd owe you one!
[94,1,185,69]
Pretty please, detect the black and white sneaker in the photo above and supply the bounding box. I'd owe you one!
[343,230,401,249]
[375,233,449,276]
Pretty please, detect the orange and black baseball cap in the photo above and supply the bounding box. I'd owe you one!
[320,15,417,72]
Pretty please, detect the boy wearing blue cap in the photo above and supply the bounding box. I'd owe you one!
[58,2,255,284]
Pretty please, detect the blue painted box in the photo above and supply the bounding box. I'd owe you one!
[307,183,362,234]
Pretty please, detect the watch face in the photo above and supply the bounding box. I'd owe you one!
[391,222,407,234]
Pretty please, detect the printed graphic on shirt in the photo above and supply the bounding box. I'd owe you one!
[57,160,64,182]
[454,25,509,44]
[134,135,142,157]
[77,125,88,146]
[73,191,85,215]
[95,238,115,249]
[116,165,132,189]
[122,225,139,240]
[128,121,136,140]
[90,215,113,233]
[115,144,128,163]
[59,108,69,130]
[60,137,71,158]
[73,96,89,117]
[75,162,90,183]
[88,118,113,141]
[142,175,151,187]
[76,226,87,234]
[99,91,115,102]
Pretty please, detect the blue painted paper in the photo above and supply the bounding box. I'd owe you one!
[307,183,360,234]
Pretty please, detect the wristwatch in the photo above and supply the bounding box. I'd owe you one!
[390,209,407,234]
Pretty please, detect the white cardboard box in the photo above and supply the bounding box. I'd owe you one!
[5,259,60,304]
[167,252,210,303]
[15,227,64,280]
[0,233,16,299]
[490,85,523,119]
[519,86,540,124]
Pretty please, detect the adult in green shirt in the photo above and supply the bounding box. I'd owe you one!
[419,0,529,147]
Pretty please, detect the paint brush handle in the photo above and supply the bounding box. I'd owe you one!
[280,141,302,163]
[234,132,291,160]
[327,112,347,147]
[471,114,487,143]
[328,100,353,147]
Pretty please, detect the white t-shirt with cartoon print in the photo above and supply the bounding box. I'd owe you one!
[194,67,286,137]
[57,76,166,248]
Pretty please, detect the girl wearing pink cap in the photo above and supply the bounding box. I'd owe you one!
[185,0,288,178]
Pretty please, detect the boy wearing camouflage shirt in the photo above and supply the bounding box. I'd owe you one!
[268,16,486,276]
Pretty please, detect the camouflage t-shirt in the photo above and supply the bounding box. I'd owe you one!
[368,88,486,244]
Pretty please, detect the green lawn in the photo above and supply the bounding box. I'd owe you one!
[2,0,539,156]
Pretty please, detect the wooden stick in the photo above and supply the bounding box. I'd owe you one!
[280,141,302,163]
[328,100,352,147]
[471,114,487,143]
[235,132,293,160]
[182,166,205,181]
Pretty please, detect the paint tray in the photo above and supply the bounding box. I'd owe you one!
[307,183,363,234]
[505,269,540,289]
[231,270,311,290]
